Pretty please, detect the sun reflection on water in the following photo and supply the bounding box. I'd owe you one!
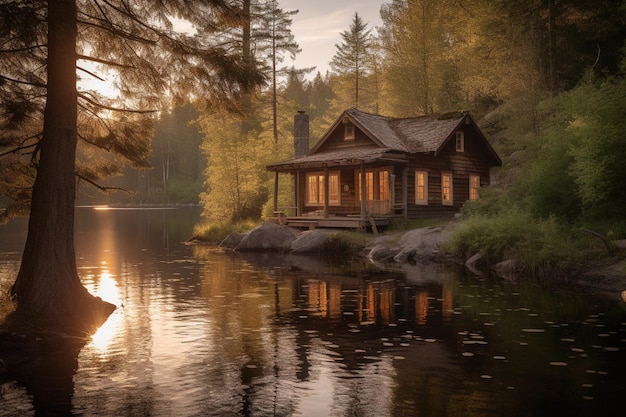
[88,268,123,352]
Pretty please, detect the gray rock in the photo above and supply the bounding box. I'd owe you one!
[492,259,517,281]
[219,232,245,249]
[393,248,415,263]
[235,222,296,252]
[291,230,329,254]
[395,227,447,262]
[367,245,399,262]
[464,253,484,275]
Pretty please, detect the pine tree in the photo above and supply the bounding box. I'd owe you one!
[329,12,373,109]
[0,0,262,334]
[253,0,300,142]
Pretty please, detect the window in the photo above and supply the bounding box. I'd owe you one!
[356,168,389,202]
[469,175,480,201]
[378,170,389,201]
[306,172,340,206]
[344,123,355,140]
[415,171,428,205]
[329,173,340,203]
[441,172,453,205]
[365,171,374,200]
[455,131,464,152]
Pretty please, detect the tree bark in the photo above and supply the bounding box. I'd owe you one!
[10,0,114,335]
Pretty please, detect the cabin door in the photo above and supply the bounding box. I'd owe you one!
[356,168,392,215]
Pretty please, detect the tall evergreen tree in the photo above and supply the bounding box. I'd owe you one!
[283,67,309,110]
[329,12,373,109]
[308,72,334,122]
[253,0,300,142]
[198,1,300,221]
[0,0,262,334]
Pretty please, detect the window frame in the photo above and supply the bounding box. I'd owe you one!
[344,123,355,141]
[305,171,341,206]
[415,171,428,205]
[441,172,453,205]
[455,131,464,152]
[469,174,480,201]
[356,168,390,202]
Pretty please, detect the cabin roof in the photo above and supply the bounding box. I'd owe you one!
[267,108,501,172]
[266,147,408,171]
[323,108,468,154]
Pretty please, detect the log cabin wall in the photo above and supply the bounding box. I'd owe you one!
[405,128,494,218]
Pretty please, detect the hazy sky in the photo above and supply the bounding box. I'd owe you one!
[283,0,385,76]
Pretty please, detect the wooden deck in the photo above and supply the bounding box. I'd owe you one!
[275,214,392,232]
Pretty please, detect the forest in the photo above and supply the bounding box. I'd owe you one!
[2,1,625,277]
[108,1,625,238]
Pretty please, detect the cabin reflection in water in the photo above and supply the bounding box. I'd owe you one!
[294,277,455,326]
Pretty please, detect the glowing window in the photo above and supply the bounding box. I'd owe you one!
[356,169,389,202]
[442,172,453,205]
[306,172,340,205]
[469,175,480,200]
[415,171,428,205]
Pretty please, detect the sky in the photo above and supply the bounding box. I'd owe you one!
[283,0,385,77]
[81,1,385,95]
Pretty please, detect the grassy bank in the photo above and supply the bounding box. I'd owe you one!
[191,219,262,244]
[444,200,626,280]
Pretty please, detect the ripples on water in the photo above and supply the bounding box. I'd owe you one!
[0,208,625,416]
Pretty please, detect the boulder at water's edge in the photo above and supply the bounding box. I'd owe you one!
[235,222,296,252]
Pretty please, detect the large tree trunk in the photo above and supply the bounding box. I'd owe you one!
[10,0,114,335]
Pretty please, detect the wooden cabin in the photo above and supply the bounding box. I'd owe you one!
[266,108,501,230]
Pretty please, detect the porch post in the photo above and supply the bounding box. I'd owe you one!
[360,164,366,223]
[273,171,278,213]
[323,167,329,218]
[402,167,408,219]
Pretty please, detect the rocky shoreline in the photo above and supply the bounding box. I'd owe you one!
[216,221,626,299]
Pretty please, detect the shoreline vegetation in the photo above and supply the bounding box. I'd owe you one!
[191,214,626,299]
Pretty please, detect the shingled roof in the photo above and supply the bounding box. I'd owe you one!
[267,108,500,172]
[343,108,469,154]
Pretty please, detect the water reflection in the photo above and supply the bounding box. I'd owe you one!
[1,208,625,416]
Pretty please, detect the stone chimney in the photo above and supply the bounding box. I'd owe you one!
[294,111,309,158]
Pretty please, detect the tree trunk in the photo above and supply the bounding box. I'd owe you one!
[10,0,114,335]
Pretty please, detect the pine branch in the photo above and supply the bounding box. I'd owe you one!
[0,141,38,158]
[76,53,135,70]
[75,172,130,194]
[77,17,157,45]
[77,132,111,152]
[77,65,105,82]
[0,44,47,53]
[78,92,156,113]
[0,74,46,88]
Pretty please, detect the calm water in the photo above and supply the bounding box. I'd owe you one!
[1,207,625,417]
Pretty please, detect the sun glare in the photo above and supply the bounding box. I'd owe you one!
[89,268,123,352]
[95,269,121,305]
[80,75,120,99]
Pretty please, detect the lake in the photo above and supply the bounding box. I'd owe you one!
[1,207,625,416]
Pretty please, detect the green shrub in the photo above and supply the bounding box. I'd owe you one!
[446,208,585,277]
[191,219,261,244]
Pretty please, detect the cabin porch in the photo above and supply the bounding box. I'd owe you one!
[272,210,394,232]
